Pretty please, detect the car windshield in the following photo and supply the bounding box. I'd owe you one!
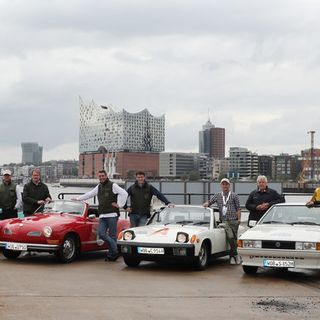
[41,200,86,216]
[149,207,211,226]
[259,205,320,225]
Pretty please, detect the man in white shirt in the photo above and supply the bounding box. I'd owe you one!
[76,170,128,261]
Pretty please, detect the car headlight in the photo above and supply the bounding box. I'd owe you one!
[176,232,189,243]
[123,230,135,240]
[242,240,262,248]
[43,226,52,238]
[296,242,316,250]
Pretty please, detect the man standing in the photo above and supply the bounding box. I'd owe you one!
[76,170,128,261]
[203,178,241,265]
[126,170,173,227]
[0,170,22,220]
[246,175,285,226]
[22,169,51,216]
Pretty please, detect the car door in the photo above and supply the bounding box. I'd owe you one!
[81,207,107,252]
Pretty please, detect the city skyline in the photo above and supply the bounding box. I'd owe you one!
[1,1,320,165]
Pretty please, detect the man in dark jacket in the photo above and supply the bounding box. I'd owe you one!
[22,169,51,216]
[126,170,173,227]
[245,175,285,226]
[0,170,22,220]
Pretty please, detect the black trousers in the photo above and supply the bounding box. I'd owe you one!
[0,208,18,220]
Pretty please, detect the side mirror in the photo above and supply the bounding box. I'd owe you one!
[248,220,257,228]
[88,214,96,220]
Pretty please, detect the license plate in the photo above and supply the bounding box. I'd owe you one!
[263,259,295,268]
[137,247,164,255]
[5,243,28,251]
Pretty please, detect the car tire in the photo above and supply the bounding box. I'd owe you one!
[194,243,209,271]
[56,234,79,263]
[242,265,258,274]
[2,249,21,260]
[123,256,141,267]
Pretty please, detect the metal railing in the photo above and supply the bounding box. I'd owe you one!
[58,191,309,208]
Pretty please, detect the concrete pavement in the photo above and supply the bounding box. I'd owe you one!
[1,251,320,319]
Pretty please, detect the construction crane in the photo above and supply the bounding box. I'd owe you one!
[308,130,315,180]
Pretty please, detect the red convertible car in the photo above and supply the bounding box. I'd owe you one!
[0,200,130,263]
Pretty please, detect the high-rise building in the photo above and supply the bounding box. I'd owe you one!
[229,147,258,179]
[199,119,225,159]
[300,149,320,181]
[79,98,165,153]
[21,142,43,165]
[258,155,274,179]
[160,152,195,178]
[159,152,212,179]
[273,154,301,181]
[212,158,230,181]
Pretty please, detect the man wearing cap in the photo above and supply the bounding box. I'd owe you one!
[22,169,51,216]
[0,170,22,220]
[203,178,242,265]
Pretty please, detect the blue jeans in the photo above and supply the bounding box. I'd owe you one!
[129,213,148,227]
[98,216,118,258]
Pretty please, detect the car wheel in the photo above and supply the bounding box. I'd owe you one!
[123,256,141,267]
[56,235,79,263]
[194,243,209,270]
[242,265,258,274]
[2,249,21,260]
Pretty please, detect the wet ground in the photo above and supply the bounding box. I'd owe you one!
[0,251,319,319]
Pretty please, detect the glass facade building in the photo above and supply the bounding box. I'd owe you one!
[79,99,165,153]
[21,142,43,165]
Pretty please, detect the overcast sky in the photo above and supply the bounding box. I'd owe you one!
[1,0,320,165]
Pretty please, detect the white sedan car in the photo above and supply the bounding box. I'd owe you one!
[118,205,244,270]
[238,203,320,274]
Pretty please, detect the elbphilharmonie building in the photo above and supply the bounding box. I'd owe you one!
[79,98,165,153]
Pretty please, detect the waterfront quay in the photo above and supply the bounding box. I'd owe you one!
[1,183,317,319]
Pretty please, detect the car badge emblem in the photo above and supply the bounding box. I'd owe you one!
[275,242,281,248]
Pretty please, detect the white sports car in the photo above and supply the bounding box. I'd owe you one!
[118,205,244,270]
[238,203,320,274]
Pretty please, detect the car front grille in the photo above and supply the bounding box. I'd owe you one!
[262,241,295,250]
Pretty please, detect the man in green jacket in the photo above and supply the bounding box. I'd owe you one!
[22,169,51,216]
[0,170,22,220]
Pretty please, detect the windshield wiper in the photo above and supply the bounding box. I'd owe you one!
[290,221,320,226]
[165,220,193,225]
[262,221,286,224]
[193,221,210,225]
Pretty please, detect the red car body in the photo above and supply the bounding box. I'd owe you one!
[0,200,130,262]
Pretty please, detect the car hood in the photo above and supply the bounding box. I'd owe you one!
[125,224,206,243]
[0,213,76,233]
[240,224,320,242]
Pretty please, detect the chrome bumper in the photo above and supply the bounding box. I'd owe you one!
[0,241,60,251]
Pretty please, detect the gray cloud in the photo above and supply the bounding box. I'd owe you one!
[1,0,320,165]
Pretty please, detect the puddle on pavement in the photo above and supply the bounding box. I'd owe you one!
[252,297,318,314]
